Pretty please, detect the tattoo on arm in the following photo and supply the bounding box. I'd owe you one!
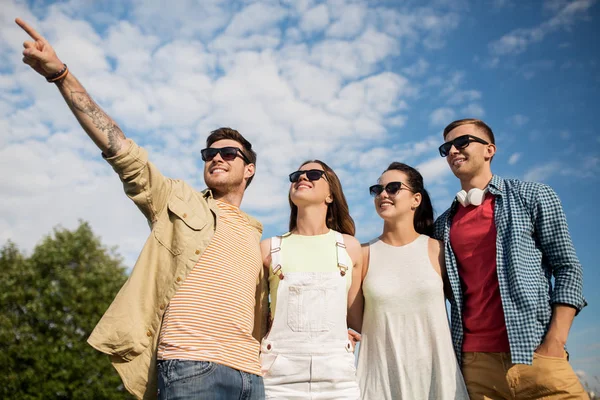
[71,91,126,156]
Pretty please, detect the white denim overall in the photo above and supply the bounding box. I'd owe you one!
[261,231,360,400]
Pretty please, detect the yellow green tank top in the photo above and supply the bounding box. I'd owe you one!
[268,230,353,317]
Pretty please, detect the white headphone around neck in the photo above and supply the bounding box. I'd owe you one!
[456,187,488,207]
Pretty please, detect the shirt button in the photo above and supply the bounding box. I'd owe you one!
[146,331,152,337]
[267,344,272,350]
[195,250,200,255]
[183,213,187,218]
[159,304,165,310]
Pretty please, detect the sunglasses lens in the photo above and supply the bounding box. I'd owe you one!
[290,169,325,182]
[201,148,218,161]
[386,182,402,195]
[306,170,324,181]
[201,147,240,162]
[439,142,450,157]
[289,171,301,182]
[454,135,471,149]
[369,185,384,197]
[220,147,238,161]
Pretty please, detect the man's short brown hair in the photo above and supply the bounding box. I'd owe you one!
[443,118,496,145]
[206,127,257,187]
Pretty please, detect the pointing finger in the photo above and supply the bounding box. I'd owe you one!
[15,18,45,42]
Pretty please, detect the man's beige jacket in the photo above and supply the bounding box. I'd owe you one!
[87,140,268,399]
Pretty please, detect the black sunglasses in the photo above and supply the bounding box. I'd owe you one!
[438,134,490,157]
[289,169,327,183]
[200,146,251,164]
[369,181,413,197]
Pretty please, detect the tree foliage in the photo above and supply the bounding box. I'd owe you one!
[0,222,133,399]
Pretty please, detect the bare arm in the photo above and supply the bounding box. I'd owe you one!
[258,239,273,339]
[16,18,127,157]
[345,235,364,334]
[536,304,576,358]
[428,238,453,300]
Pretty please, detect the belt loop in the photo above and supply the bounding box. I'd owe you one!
[346,341,353,352]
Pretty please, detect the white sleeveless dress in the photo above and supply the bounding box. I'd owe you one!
[356,235,468,400]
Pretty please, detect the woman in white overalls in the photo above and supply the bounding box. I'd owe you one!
[259,160,362,400]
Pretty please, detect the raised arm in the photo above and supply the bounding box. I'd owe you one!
[16,18,127,157]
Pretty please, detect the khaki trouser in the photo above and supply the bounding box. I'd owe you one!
[462,352,589,400]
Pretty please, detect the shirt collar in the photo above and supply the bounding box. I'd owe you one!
[447,174,504,216]
[201,188,263,233]
[488,174,504,196]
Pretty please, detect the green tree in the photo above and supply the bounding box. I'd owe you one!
[0,222,134,399]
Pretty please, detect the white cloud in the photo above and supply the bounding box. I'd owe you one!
[508,114,529,127]
[544,0,571,12]
[224,3,288,37]
[299,4,330,33]
[129,0,233,41]
[489,0,596,56]
[447,90,481,105]
[310,29,400,79]
[517,59,555,79]
[508,153,522,165]
[461,103,485,118]
[524,161,562,182]
[429,107,456,127]
[326,3,367,39]
[416,156,451,184]
[402,58,429,77]
[280,60,342,105]
[493,0,513,8]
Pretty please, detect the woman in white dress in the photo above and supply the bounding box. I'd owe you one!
[349,162,468,400]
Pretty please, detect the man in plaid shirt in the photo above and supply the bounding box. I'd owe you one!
[434,118,588,399]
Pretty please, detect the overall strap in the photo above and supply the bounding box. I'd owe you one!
[334,231,351,276]
[270,236,285,280]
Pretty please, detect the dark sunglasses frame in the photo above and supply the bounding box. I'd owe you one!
[200,146,251,164]
[438,134,490,157]
[369,181,413,197]
[289,169,327,183]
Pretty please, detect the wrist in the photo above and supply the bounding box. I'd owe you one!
[46,63,68,83]
[543,334,567,347]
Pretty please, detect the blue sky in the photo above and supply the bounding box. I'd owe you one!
[1,0,599,388]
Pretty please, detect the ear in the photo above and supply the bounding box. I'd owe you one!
[411,192,422,210]
[244,163,255,182]
[485,143,496,161]
[325,193,334,204]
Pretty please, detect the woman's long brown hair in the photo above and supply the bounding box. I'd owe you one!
[288,160,355,236]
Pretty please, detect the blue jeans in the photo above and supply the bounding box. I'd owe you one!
[157,360,265,400]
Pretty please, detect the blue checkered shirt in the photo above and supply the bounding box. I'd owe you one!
[434,175,587,365]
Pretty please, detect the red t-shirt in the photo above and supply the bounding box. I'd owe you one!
[450,194,510,352]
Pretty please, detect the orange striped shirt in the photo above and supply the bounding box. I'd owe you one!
[157,200,263,375]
